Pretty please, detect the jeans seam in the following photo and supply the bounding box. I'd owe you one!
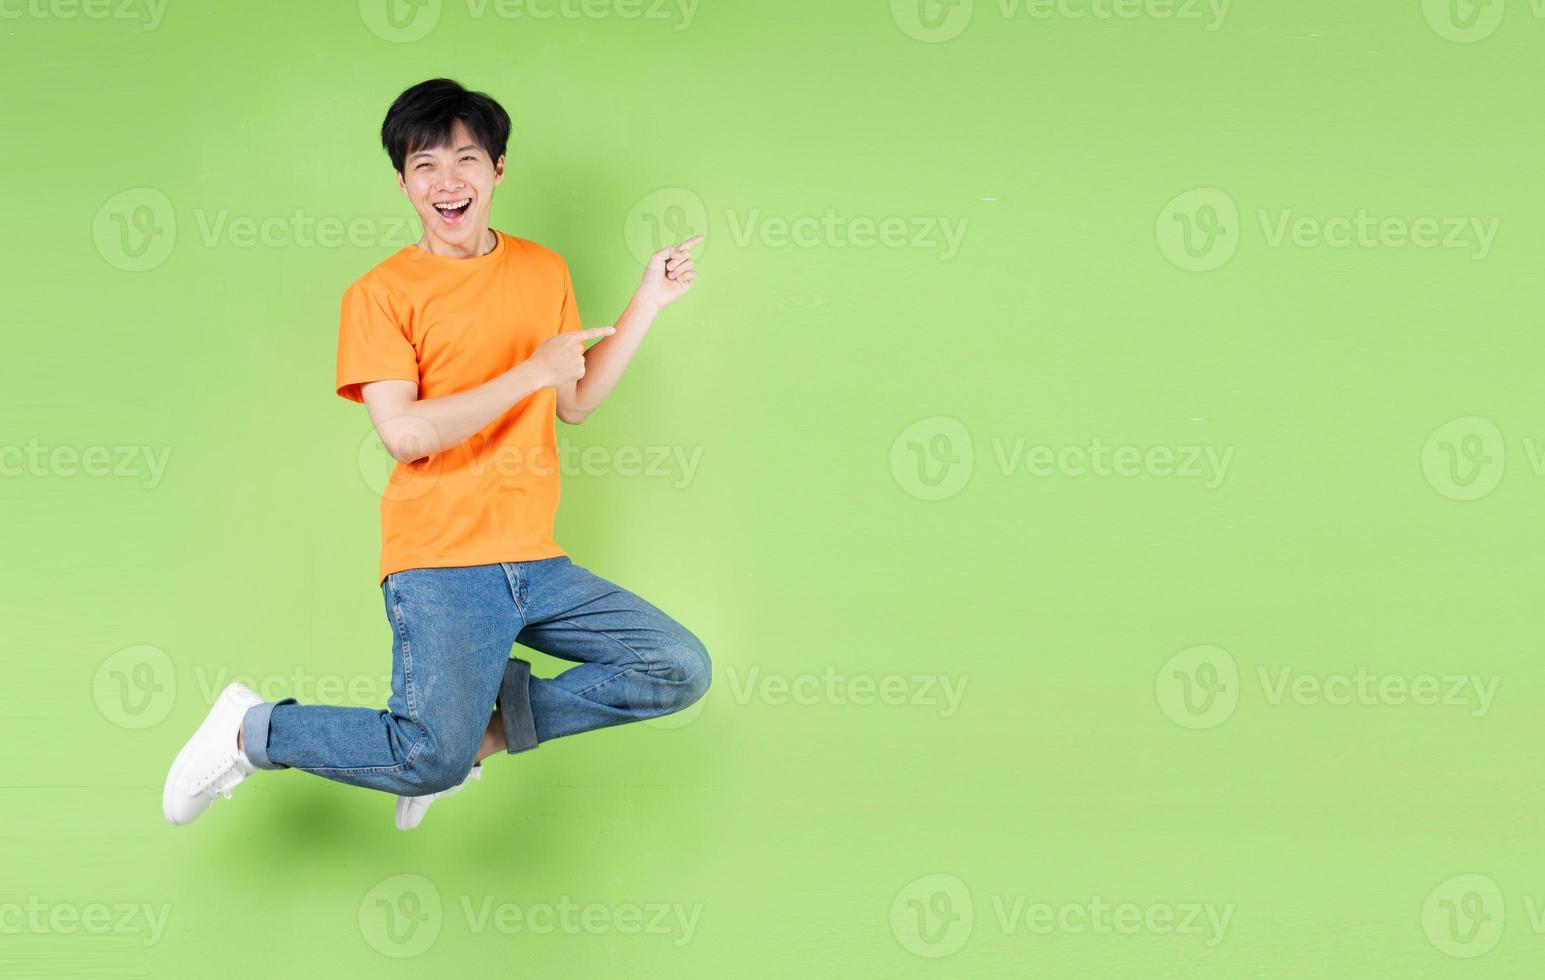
[364,576,430,776]
[389,577,420,724]
[568,664,644,700]
[528,619,653,697]
[301,761,415,776]
[500,562,530,624]
[296,724,428,777]
[546,619,652,668]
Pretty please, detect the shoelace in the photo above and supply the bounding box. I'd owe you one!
[190,752,246,800]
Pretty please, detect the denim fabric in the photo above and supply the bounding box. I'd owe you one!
[242,556,710,795]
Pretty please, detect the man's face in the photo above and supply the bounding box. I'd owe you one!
[397,118,504,248]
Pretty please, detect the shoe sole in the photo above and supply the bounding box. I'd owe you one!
[395,795,426,831]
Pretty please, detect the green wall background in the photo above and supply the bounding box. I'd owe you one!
[4,0,1544,975]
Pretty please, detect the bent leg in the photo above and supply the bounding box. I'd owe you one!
[244,564,522,795]
[498,556,711,748]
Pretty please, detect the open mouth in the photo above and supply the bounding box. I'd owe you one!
[432,198,472,225]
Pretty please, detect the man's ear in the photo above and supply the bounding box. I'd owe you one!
[493,155,505,186]
[396,170,408,196]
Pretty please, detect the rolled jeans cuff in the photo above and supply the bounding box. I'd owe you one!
[241,698,296,770]
[498,657,540,754]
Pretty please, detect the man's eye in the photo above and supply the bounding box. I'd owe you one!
[416,162,431,169]
[460,155,476,162]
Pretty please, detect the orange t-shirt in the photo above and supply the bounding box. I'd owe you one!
[336,230,579,584]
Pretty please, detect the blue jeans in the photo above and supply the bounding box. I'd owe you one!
[239,556,711,795]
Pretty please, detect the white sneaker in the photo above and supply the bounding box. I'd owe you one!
[395,762,482,830]
[163,682,264,826]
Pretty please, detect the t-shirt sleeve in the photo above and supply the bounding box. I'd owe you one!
[556,256,583,338]
[335,277,419,403]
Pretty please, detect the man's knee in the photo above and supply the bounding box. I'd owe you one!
[652,629,711,712]
[404,734,478,794]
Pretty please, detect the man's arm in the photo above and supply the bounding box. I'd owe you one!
[555,294,658,426]
[364,326,614,463]
[557,235,702,425]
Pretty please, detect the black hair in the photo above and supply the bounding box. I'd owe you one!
[380,78,511,175]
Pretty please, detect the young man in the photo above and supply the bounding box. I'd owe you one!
[163,78,710,829]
